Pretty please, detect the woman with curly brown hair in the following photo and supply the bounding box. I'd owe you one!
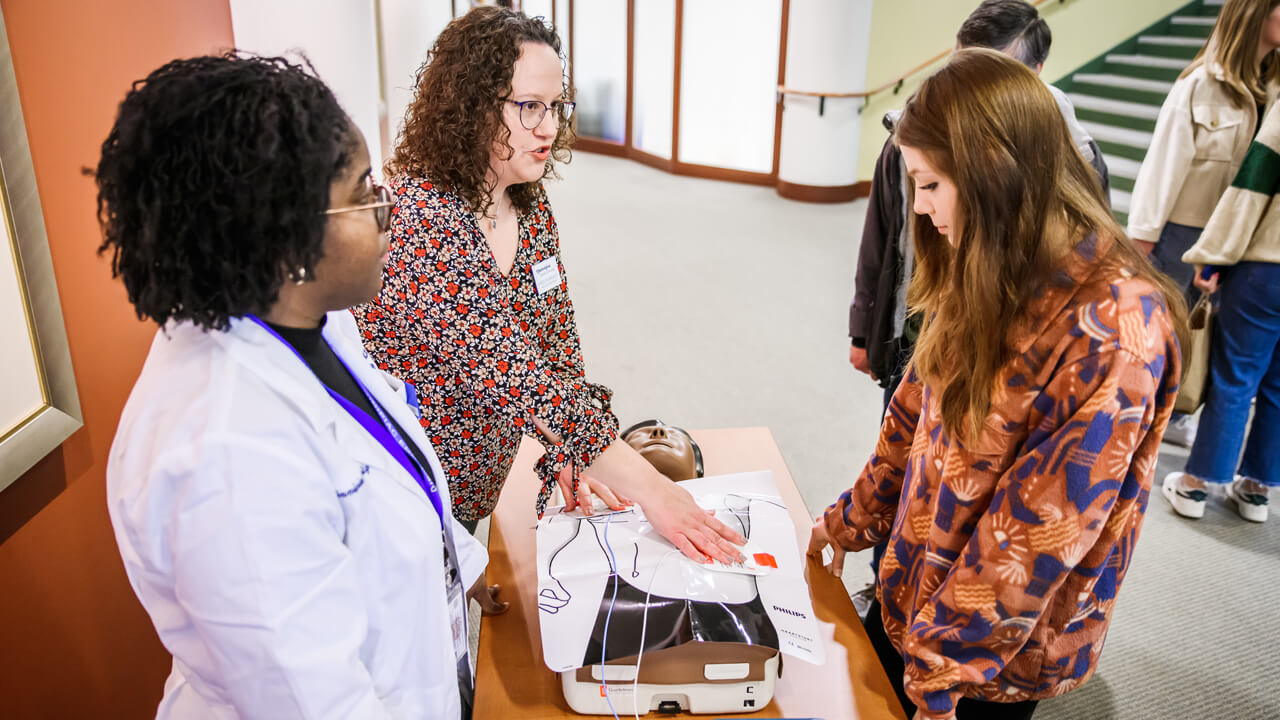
[356,7,744,585]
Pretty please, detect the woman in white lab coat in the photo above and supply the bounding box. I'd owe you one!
[97,54,485,719]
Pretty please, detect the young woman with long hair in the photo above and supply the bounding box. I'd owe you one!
[1163,102,1280,523]
[810,49,1187,720]
[1127,0,1280,446]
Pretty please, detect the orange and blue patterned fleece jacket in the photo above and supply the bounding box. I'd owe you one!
[824,235,1181,719]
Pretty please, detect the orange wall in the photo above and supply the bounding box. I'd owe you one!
[0,0,233,716]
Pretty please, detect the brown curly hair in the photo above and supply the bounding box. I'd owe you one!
[389,6,574,215]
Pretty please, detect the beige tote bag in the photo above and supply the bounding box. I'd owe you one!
[1174,293,1214,415]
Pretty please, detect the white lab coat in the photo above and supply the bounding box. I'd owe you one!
[107,310,486,719]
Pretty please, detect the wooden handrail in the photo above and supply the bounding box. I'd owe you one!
[778,0,1069,109]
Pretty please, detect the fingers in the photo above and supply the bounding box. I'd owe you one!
[478,584,510,616]
[587,476,627,511]
[561,484,577,511]
[556,468,577,511]
[714,534,745,563]
[807,518,829,557]
[672,533,710,564]
[683,522,744,565]
[575,480,594,516]
[691,530,732,563]
[828,547,846,577]
[704,514,746,547]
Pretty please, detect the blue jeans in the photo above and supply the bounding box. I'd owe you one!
[1186,262,1280,487]
[1150,222,1201,308]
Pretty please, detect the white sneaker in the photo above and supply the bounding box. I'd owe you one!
[1162,472,1207,519]
[1226,476,1269,523]
[851,583,876,621]
[1162,414,1199,448]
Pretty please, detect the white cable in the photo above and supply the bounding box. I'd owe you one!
[633,549,681,719]
[601,514,621,720]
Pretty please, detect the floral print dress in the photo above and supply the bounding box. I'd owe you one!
[356,175,618,522]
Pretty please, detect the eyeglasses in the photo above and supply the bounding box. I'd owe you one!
[506,99,576,130]
[325,183,394,232]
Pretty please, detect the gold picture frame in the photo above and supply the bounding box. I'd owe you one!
[0,8,82,492]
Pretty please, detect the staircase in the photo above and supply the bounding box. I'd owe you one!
[1055,0,1223,226]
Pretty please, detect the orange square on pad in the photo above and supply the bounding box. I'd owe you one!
[753,553,777,569]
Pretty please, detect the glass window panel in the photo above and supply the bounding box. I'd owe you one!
[522,0,552,23]
[571,0,627,143]
[632,0,675,159]
[678,0,781,173]
[554,0,570,67]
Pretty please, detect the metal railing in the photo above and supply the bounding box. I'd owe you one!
[777,0,1070,115]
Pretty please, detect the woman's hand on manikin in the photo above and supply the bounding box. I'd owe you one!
[571,439,745,564]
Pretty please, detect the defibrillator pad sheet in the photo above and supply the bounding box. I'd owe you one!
[535,470,825,671]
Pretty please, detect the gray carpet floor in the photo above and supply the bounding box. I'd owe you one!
[469,151,1280,719]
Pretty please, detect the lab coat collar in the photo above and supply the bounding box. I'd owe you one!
[216,314,344,437]
[211,313,445,503]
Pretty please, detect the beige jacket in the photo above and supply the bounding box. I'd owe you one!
[1127,63,1279,242]
[1184,102,1280,267]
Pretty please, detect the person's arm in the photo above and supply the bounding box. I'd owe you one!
[1086,139,1112,208]
[1184,116,1280,268]
[809,364,923,574]
[1126,80,1197,250]
[364,195,743,563]
[849,137,900,378]
[160,437,398,719]
[899,346,1166,720]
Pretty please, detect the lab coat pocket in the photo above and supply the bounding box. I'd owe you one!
[1191,104,1244,162]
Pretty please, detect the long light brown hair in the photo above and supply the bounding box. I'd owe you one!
[896,48,1189,444]
[1182,0,1280,107]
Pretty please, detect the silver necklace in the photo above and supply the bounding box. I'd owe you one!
[477,199,502,231]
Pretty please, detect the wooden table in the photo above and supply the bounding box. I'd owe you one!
[475,427,907,720]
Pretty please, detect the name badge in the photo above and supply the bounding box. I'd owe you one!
[531,256,562,296]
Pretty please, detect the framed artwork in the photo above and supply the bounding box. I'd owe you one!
[0,8,82,492]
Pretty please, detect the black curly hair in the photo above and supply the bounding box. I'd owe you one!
[94,53,359,331]
[390,6,573,215]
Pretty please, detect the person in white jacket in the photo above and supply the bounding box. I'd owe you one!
[95,54,488,719]
[1125,0,1280,446]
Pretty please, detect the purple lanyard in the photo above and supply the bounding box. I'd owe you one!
[244,315,446,524]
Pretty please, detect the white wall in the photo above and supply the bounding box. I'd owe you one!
[379,0,455,154]
[777,0,873,188]
[230,0,385,174]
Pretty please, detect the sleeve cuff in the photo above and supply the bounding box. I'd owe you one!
[532,382,620,517]
[851,337,867,349]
